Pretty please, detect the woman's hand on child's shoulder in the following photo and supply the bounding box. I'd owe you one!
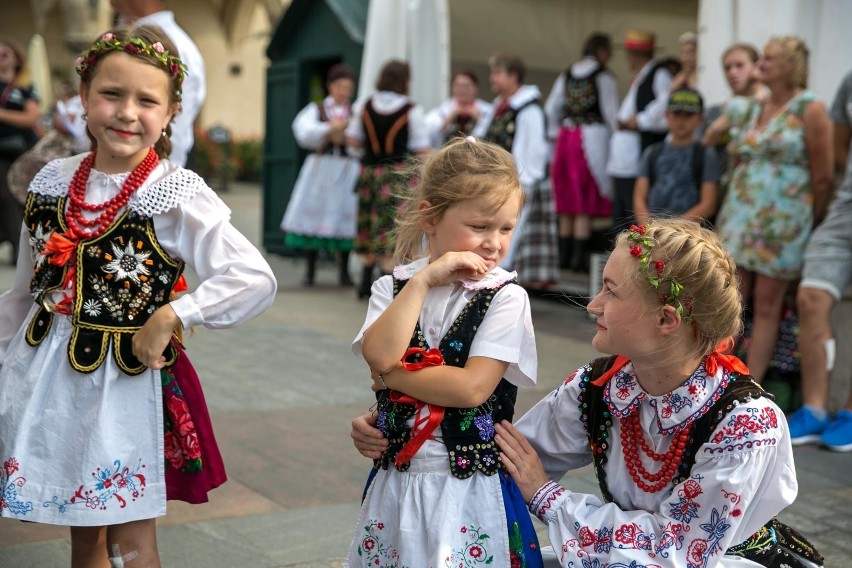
[416,251,489,288]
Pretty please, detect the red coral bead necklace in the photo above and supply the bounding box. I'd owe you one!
[65,147,159,239]
[620,411,692,493]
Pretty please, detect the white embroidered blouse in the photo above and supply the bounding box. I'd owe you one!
[516,359,799,567]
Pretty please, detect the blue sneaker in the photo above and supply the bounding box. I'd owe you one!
[821,409,852,452]
[787,406,829,445]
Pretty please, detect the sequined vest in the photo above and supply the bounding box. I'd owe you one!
[580,356,823,568]
[561,65,605,125]
[484,99,540,153]
[23,192,184,375]
[374,278,518,479]
[361,99,412,166]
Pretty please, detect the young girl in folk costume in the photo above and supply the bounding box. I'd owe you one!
[280,63,359,286]
[493,220,822,568]
[0,25,276,567]
[346,137,543,567]
[345,59,431,299]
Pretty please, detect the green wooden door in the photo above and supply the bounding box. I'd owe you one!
[262,59,299,254]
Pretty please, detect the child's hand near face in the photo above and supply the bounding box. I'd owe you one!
[132,305,181,370]
[416,251,489,288]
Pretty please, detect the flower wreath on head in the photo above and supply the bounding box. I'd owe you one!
[627,224,694,323]
[75,33,188,101]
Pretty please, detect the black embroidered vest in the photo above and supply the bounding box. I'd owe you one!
[579,356,823,568]
[562,65,605,125]
[635,62,668,152]
[24,192,184,375]
[361,99,412,166]
[374,278,518,479]
[484,99,540,153]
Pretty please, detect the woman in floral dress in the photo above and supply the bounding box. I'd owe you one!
[709,36,832,384]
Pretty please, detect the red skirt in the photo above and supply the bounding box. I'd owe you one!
[162,342,227,504]
[550,127,611,217]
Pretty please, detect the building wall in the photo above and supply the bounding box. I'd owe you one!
[1,0,277,140]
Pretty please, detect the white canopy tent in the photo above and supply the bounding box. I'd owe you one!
[357,0,450,112]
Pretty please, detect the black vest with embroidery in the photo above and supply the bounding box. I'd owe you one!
[562,65,605,125]
[23,191,184,375]
[484,99,540,153]
[635,62,668,152]
[579,356,824,568]
[361,100,412,166]
[374,277,518,479]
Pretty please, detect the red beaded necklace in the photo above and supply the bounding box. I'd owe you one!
[65,148,159,239]
[620,411,692,493]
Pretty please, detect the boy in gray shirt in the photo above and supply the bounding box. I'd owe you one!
[633,88,720,225]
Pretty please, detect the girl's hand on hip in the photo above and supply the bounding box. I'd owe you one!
[132,305,180,370]
[418,251,489,288]
[352,413,389,459]
[495,420,549,502]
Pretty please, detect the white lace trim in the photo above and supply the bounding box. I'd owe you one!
[28,154,206,216]
[392,257,517,290]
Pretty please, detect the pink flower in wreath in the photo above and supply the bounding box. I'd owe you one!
[164,431,186,469]
[102,33,115,41]
[467,545,484,559]
[152,42,165,53]
[4,457,19,476]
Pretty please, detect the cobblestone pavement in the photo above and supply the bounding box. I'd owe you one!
[0,183,849,567]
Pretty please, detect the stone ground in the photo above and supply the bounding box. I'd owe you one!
[0,182,850,567]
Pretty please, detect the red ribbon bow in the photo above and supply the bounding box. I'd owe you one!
[705,342,750,376]
[43,231,78,267]
[390,347,446,466]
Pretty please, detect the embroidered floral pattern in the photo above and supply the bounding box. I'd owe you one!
[356,519,408,567]
[710,407,778,445]
[444,524,493,566]
[103,240,153,284]
[28,222,53,269]
[0,457,34,516]
[162,367,202,472]
[43,458,147,512]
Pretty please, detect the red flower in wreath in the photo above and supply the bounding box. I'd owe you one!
[630,245,643,258]
[654,260,665,274]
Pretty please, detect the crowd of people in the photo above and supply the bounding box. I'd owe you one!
[0,7,851,567]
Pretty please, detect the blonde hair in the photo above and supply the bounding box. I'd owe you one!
[765,35,808,89]
[615,219,742,358]
[392,137,523,263]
